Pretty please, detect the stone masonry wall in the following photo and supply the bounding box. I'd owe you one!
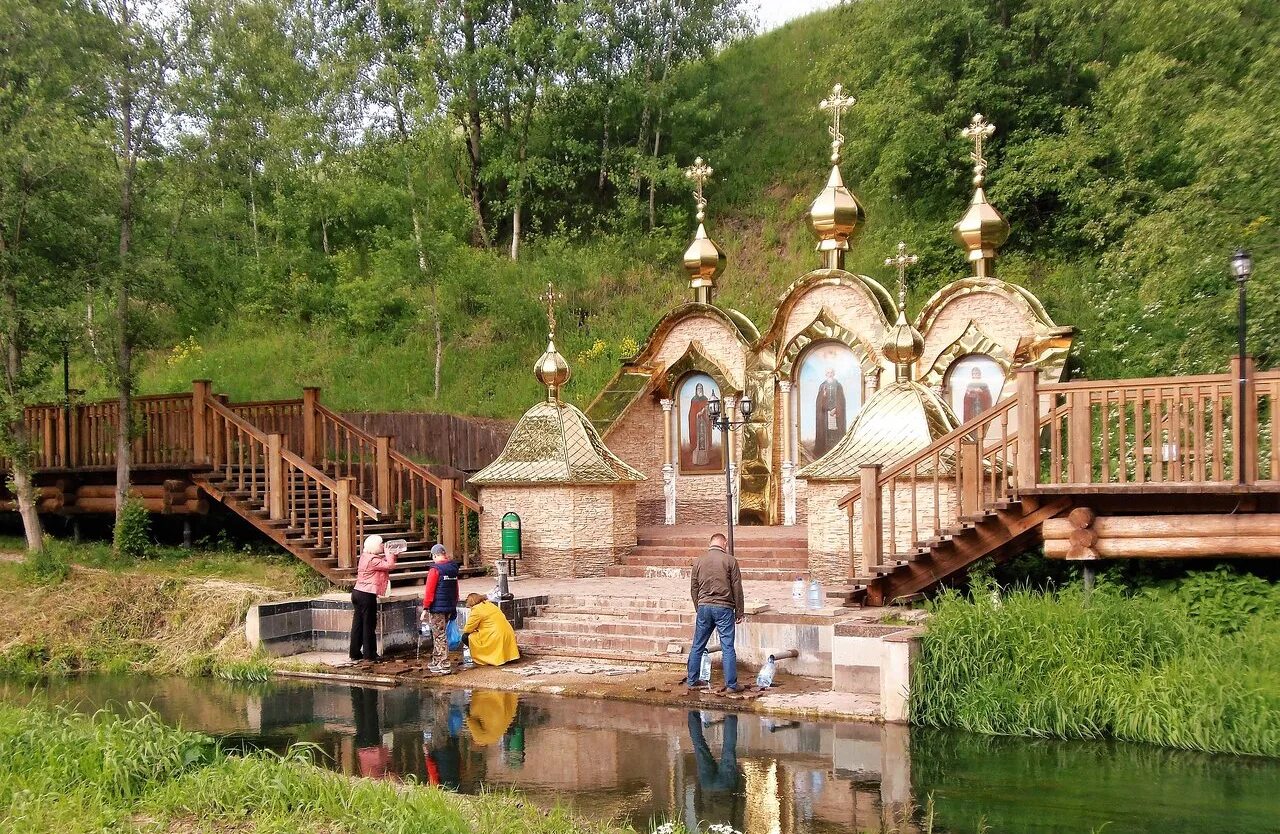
[805,479,959,582]
[605,396,664,524]
[653,314,748,390]
[918,289,1038,375]
[781,283,889,365]
[478,483,637,577]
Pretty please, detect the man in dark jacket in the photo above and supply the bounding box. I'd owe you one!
[421,543,459,674]
[686,533,745,692]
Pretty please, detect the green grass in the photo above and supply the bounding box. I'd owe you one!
[912,575,1280,756]
[0,702,632,834]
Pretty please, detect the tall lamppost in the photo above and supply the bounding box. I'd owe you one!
[1231,249,1253,484]
[706,388,753,556]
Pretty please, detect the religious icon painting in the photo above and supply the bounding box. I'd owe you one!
[796,342,862,464]
[677,372,724,474]
[944,354,1007,423]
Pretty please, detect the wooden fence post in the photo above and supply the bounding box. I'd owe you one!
[1067,389,1093,484]
[1232,356,1258,484]
[375,435,392,512]
[336,477,355,569]
[1016,368,1040,491]
[267,433,285,520]
[960,440,981,516]
[441,478,458,554]
[192,380,211,464]
[860,464,883,572]
[302,387,320,464]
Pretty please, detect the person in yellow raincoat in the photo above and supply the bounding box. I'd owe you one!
[461,593,521,667]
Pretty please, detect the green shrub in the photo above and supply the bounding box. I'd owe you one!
[113,495,153,559]
[912,578,1280,757]
[20,538,70,585]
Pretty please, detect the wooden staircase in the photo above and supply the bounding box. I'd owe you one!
[836,362,1280,606]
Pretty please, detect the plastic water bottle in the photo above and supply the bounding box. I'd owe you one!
[807,579,822,610]
[462,645,474,669]
[755,656,776,689]
[792,576,805,601]
[699,651,712,683]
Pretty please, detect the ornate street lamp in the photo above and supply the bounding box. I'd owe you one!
[706,389,754,556]
[1231,249,1253,484]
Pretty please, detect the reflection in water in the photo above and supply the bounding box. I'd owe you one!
[4,676,1279,834]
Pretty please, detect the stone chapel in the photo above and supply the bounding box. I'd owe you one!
[473,87,1074,584]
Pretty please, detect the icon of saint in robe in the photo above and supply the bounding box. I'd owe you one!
[813,368,847,457]
[688,383,714,466]
[962,366,994,422]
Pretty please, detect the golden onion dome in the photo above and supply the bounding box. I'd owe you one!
[683,221,727,297]
[952,185,1010,275]
[809,165,866,254]
[798,380,958,479]
[534,338,571,402]
[881,311,924,375]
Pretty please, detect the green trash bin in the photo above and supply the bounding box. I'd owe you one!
[501,513,521,577]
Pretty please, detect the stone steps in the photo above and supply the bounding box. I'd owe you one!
[515,592,705,664]
[604,565,802,581]
[518,630,688,662]
[620,549,807,568]
[523,617,689,640]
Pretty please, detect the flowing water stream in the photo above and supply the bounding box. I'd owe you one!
[2,676,1277,833]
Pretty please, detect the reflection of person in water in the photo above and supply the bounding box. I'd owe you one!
[466,690,518,747]
[351,686,390,780]
[685,710,744,833]
[961,365,994,422]
[423,698,463,790]
[813,367,847,457]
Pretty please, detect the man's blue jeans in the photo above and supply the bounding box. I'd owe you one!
[686,604,737,688]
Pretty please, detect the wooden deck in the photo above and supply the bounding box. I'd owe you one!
[0,381,482,587]
[836,359,1280,606]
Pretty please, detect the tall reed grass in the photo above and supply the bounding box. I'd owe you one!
[912,582,1280,756]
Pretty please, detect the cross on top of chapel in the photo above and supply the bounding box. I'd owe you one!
[540,282,564,337]
[819,83,857,165]
[884,241,919,311]
[961,113,997,185]
[685,156,714,222]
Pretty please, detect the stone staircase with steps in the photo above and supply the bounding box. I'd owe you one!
[517,593,702,664]
[606,525,811,583]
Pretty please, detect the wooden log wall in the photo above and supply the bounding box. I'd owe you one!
[341,412,513,474]
[1044,512,1280,559]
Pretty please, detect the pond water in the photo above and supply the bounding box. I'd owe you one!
[3,676,1278,834]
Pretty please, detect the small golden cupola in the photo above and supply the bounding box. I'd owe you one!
[534,283,572,403]
[799,242,958,479]
[682,156,726,305]
[952,113,1011,278]
[881,241,925,382]
[808,84,867,270]
[471,283,644,486]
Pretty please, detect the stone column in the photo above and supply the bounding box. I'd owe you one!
[779,380,796,526]
[660,398,676,525]
[724,394,739,520]
[866,367,882,400]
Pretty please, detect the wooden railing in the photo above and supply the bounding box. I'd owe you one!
[839,361,1280,577]
[312,402,482,564]
[230,398,303,448]
[203,396,380,569]
[837,396,1023,572]
[2,393,196,471]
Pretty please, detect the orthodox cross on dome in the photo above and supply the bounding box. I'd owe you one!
[884,241,919,312]
[539,281,564,338]
[819,83,857,165]
[685,156,714,222]
[961,113,997,185]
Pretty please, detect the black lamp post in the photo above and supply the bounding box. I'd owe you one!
[1231,249,1253,484]
[706,388,754,557]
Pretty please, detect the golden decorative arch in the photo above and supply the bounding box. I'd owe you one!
[662,341,739,398]
[920,321,1012,387]
[756,268,896,351]
[777,308,881,380]
[914,276,1058,335]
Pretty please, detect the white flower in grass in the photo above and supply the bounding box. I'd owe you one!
[707,825,743,834]
[651,823,677,834]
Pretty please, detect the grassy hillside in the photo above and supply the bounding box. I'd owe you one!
[117,2,1277,418]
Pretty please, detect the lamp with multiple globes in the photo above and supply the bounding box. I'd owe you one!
[706,388,754,556]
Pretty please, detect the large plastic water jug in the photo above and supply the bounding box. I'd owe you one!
[807,579,822,610]
[755,656,777,689]
[699,651,712,683]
